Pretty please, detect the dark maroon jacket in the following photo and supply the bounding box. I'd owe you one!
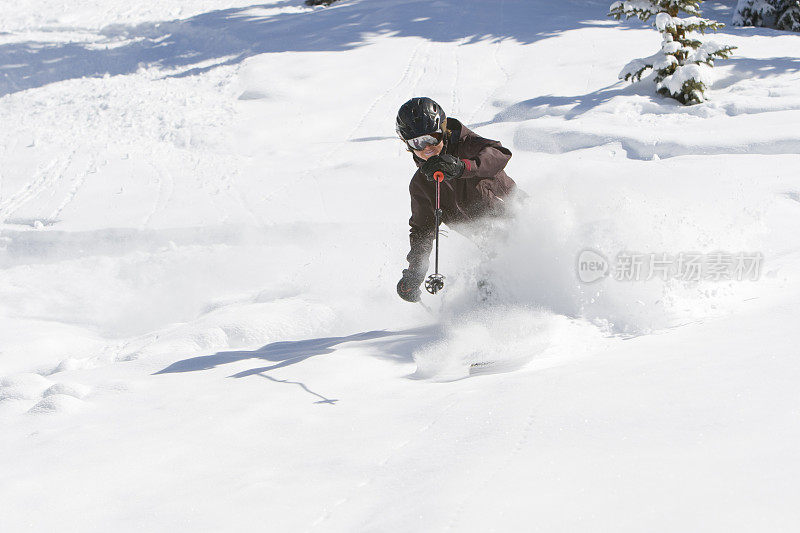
[406,118,517,276]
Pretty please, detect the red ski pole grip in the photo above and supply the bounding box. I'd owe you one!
[433,171,444,183]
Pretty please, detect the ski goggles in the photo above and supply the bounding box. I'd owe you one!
[405,130,443,151]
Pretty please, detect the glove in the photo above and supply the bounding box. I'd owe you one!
[397,269,424,303]
[421,154,466,182]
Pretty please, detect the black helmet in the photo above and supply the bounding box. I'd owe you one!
[395,97,446,141]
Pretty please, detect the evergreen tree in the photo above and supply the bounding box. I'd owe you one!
[732,0,775,26]
[305,0,339,6]
[610,1,736,105]
[733,0,800,30]
[775,0,800,30]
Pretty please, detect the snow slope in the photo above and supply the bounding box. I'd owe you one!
[2,0,800,531]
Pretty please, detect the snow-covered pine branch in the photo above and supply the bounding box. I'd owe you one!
[610,0,661,21]
[610,0,702,20]
[620,53,661,82]
[609,0,736,105]
[656,13,725,32]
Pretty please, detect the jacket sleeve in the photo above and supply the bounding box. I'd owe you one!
[458,133,512,180]
[407,173,435,278]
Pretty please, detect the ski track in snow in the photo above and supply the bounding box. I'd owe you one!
[141,160,167,229]
[48,154,99,222]
[227,167,262,226]
[465,0,513,125]
[443,408,537,532]
[345,40,429,141]
[309,396,462,530]
[0,152,73,224]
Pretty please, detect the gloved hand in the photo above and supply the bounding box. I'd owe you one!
[396,269,424,302]
[421,154,466,182]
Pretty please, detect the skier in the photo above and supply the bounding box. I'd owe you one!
[395,97,520,303]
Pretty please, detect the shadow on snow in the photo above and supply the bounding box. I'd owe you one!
[473,55,800,126]
[154,325,438,404]
[2,0,619,95]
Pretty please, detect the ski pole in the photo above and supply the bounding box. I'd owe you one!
[425,171,445,295]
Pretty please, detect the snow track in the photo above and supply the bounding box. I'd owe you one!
[345,40,429,141]
[0,153,72,224]
[48,155,97,222]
